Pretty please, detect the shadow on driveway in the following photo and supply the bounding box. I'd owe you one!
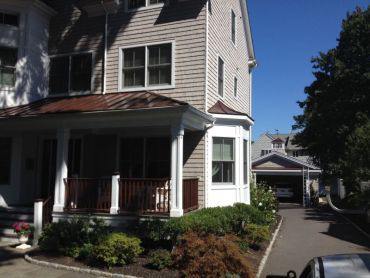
[304,208,370,250]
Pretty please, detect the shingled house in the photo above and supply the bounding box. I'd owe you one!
[0,0,256,241]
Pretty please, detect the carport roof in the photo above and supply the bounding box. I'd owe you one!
[252,151,321,170]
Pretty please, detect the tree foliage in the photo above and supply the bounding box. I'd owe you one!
[293,6,370,191]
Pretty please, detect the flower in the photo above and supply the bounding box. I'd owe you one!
[258,202,262,207]
[272,210,276,214]
[12,222,33,237]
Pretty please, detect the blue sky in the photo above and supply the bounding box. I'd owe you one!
[248,0,369,140]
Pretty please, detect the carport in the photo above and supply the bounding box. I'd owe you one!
[252,152,321,206]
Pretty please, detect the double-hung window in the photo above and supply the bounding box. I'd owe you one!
[49,53,92,95]
[212,138,235,183]
[218,57,224,97]
[231,10,236,44]
[121,43,173,90]
[127,0,164,10]
[0,47,17,87]
[0,138,12,185]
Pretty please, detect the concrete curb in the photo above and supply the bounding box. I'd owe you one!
[24,254,139,278]
[337,213,370,241]
[256,216,283,278]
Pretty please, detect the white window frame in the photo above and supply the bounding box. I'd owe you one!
[124,0,165,12]
[118,41,175,92]
[217,56,225,98]
[212,137,235,185]
[48,51,95,97]
[231,9,237,46]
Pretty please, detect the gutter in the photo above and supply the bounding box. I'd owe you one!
[101,1,109,94]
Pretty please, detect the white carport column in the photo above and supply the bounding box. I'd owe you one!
[170,125,184,217]
[53,128,70,212]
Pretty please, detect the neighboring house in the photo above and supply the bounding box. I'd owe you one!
[0,0,256,240]
[252,133,321,205]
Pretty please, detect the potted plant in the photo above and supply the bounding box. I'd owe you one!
[12,222,33,246]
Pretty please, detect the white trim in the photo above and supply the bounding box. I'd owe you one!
[239,0,256,63]
[211,113,254,126]
[217,56,225,98]
[253,169,322,174]
[231,9,237,47]
[124,0,164,13]
[118,40,176,92]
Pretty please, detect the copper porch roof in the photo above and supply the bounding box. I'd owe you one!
[208,101,254,121]
[0,91,188,118]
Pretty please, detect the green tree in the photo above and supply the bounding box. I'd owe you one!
[293,6,370,192]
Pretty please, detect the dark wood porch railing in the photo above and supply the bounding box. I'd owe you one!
[183,178,199,213]
[42,196,54,226]
[64,178,112,213]
[119,178,170,215]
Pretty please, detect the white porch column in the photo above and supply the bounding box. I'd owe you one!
[33,200,43,245]
[53,128,70,212]
[110,173,120,214]
[170,125,184,217]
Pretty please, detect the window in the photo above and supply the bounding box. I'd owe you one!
[0,47,17,87]
[234,77,238,97]
[127,0,164,10]
[0,138,12,185]
[261,150,271,156]
[218,57,224,97]
[121,43,173,89]
[0,12,18,27]
[273,143,283,149]
[212,138,234,183]
[243,140,248,184]
[293,150,307,157]
[49,53,92,95]
[231,10,236,44]
[119,137,170,179]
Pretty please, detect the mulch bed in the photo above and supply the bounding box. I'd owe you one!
[30,215,282,278]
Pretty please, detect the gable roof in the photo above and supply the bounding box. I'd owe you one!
[252,151,320,170]
[0,91,188,119]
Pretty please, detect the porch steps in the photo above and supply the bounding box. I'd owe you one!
[0,207,33,244]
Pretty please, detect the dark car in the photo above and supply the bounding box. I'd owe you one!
[267,254,370,278]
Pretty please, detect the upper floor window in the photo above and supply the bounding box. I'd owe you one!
[126,0,164,10]
[0,137,12,185]
[0,12,18,27]
[231,10,236,44]
[273,143,283,149]
[49,53,92,95]
[0,47,17,87]
[218,57,224,97]
[212,138,234,184]
[120,42,173,90]
[261,150,271,156]
[234,76,238,97]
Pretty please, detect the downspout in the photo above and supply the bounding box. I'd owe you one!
[101,1,108,94]
[326,191,366,215]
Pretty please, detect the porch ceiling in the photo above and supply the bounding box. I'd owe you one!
[0,91,215,131]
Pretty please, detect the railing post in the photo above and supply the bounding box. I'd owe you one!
[110,173,120,214]
[33,199,43,246]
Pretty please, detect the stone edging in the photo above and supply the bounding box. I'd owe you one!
[337,213,370,241]
[256,216,283,278]
[24,254,139,278]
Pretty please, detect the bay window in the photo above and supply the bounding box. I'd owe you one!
[212,138,234,183]
[49,53,92,95]
[0,138,12,185]
[121,42,173,90]
[243,140,248,184]
[0,47,17,87]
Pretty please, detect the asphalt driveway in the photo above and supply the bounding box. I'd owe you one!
[261,204,370,277]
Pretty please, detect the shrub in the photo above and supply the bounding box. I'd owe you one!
[148,249,173,270]
[251,181,278,223]
[140,203,270,245]
[172,231,252,277]
[340,189,370,209]
[38,217,109,256]
[90,233,143,268]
